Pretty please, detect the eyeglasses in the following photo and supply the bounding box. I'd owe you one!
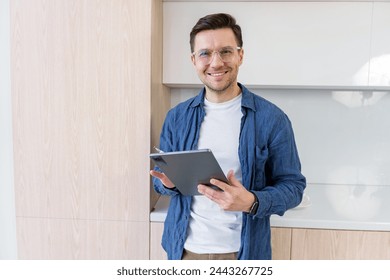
[192,46,241,64]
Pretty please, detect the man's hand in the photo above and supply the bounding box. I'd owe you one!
[197,170,256,212]
[150,170,175,189]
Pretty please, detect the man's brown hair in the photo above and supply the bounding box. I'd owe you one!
[190,13,243,53]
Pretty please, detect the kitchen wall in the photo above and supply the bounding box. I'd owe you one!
[171,88,390,187]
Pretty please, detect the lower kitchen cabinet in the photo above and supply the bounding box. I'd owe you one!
[150,222,166,260]
[291,228,390,260]
[271,227,292,260]
[150,223,390,260]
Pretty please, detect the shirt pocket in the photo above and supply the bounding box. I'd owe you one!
[254,145,269,189]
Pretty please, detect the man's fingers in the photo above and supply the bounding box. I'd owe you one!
[150,170,175,188]
[227,170,240,186]
[198,184,222,200]
[150,170,162,179]
[210,178,229,192]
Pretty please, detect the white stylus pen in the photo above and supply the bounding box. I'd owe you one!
[153,146,165,153]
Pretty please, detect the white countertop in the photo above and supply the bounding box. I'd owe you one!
[150,184,390,232]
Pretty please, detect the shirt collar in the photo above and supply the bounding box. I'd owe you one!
[190,83,256,112]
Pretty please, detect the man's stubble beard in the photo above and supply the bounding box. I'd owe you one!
[202,69,238,95]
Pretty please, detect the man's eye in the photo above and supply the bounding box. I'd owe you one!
[220,49,233,55]
[199,50,211,57]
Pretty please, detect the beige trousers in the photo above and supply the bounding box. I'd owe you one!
[181,249,238,260]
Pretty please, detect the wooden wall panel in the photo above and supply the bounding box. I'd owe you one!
[291,228,390,259]
[16,217,149,259]
[11,0,162,259]
[150,0,171,208]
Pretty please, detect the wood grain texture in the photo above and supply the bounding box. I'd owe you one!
[271,227,292,260]
[11,0,161,259]
[16,217,149,259]
[150,222,167,260]
[150,0,171,209]
[291,228,390,259]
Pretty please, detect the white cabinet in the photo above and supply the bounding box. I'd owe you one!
[369,2,390,86]
[163,2,381,88]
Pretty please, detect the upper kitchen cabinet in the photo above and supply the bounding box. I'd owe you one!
[369,2,390,87]
[163,1,373,88]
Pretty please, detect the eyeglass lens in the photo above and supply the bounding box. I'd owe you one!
[194,47,240,64]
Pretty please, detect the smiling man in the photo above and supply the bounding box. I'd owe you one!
[150,13,306,260]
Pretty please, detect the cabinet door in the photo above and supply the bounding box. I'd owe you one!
[11,0,154,259]
[149,223,291,260]
[163,2,372,87]
[150,222,167,260]
[271,227,292,260]
[291,228,390,259]
[368,2,390,86]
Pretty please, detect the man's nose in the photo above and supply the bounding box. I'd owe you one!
[209,51,224,66]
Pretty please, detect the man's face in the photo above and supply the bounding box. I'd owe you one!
[191,28,243,96]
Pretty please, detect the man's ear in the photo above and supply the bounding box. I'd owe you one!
[238,48,244,66]
[191,54,196,66]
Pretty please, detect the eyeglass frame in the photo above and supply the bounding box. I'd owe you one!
[191,46,242,64]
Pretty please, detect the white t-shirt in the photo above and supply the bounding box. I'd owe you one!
[184,94,243,254]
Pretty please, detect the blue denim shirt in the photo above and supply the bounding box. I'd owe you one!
[153,83,306,260]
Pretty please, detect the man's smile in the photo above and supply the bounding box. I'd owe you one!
[207,70,228,77]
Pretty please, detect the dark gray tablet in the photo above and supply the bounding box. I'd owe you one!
[150,149,227,196]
